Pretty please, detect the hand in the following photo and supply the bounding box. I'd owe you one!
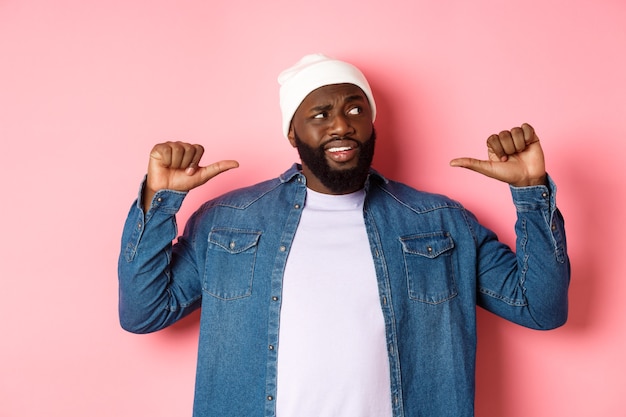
[143,141,239,212]
[449,123,546,187]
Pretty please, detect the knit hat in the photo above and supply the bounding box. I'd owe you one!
[278,53,376,138]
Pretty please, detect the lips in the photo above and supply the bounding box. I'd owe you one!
[324,139,359,163]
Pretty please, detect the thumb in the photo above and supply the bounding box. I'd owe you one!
[195,160,240,184]
[450,157,488,171]
[449,157,501,180]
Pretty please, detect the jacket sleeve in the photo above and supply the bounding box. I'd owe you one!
[117,180,203,334]
[475,174,570,329]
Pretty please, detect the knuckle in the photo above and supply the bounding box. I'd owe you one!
[153,143,170,156]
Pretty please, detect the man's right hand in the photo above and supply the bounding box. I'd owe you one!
[143,141,239,212]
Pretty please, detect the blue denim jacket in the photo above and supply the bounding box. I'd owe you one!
[119,164,569,417]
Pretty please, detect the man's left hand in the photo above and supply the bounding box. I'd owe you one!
[450,123,547,187]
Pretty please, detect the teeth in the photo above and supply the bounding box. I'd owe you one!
[328,146,352,152]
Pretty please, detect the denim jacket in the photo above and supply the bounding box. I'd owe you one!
[119,164,569,417]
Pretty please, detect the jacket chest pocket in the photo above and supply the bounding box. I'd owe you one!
[203,228,261,300]
[400,232,457,304]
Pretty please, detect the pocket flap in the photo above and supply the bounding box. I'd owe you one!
[208,229,261,254]
[400,232,454,258]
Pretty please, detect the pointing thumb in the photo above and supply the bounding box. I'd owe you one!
[450,157,481,170]
[197,160,240,183]
[450,157,497,178]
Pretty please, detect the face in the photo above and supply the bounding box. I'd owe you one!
[287,83,375,194]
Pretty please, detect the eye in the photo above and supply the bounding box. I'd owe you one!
[348,106,362,115]
[312,112,327,119]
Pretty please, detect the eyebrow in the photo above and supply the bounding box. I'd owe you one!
[345,94,366,104]
[309,94,366,113]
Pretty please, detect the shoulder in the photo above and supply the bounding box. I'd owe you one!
[200,177,284,211]
[368,174,464,214]
[193,164,301,213]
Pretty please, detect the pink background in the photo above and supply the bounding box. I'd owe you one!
[1,1,625,416]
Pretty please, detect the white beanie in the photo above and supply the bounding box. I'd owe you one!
[278,53,377,138]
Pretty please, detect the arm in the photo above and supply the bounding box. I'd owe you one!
[469,176,569,329]
[118,142,238,333]
[451,124,570,328]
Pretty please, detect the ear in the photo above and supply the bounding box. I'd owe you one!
[287,124,297,147]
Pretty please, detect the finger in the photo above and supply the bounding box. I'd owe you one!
[449,157,472,168]
[170,142,197,170]
[179,144,197,172]
[150,143,173,167]
[498,130,517,155]
[184,145,205,175]
[521,123,539,144]
[450,156,512,183]
[449,157,490,173]
[510,127,526,152]
[486,134,507,161]
[197,160,240,184]
[163,142,183,169]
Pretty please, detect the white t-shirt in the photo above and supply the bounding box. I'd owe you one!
[276,188,392,417]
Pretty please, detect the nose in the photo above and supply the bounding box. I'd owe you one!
[328,113,354,137]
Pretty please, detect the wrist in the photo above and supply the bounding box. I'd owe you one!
[512,174,547,187]
[142,189,156,213]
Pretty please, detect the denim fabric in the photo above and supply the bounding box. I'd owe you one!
[119,164,569,417]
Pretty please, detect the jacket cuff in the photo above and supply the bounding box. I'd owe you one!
[135,177,188,216]
[509,174,557,212]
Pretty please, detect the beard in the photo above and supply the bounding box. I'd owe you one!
[294,127,376,194]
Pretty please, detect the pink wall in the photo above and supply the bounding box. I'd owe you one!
[1,1,625,416]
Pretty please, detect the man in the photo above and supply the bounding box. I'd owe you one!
[118,53,569,417]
